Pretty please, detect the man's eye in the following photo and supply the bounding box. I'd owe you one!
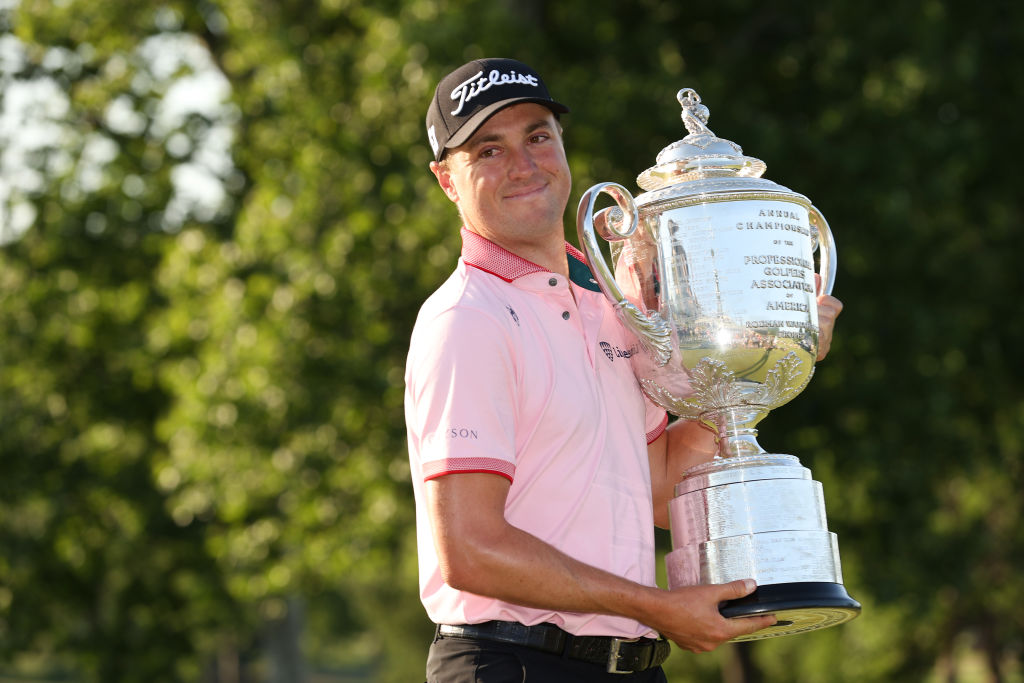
[530,133,549,143]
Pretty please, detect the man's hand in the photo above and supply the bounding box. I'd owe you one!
[648,579,776,653]
[815,274,843,362]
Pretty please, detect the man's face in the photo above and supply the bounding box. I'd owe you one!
[431,103,572,248]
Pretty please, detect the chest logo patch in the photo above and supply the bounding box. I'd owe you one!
[599,341,638,362]
[506,305,520,326]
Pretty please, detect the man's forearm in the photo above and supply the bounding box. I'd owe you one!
[426,472,776,650]
[438,515,663,623]
[427,473,663,625]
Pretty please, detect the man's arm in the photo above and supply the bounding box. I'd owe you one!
[647,419,717,529]
[426,471,775,652]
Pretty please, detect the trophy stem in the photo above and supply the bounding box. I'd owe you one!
[702,408,768,458]
[718,431,765,458]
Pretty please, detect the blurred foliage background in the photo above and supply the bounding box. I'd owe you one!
[0,0,1021,681]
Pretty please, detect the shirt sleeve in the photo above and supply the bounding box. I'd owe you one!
[405,304,518,483]
[643,393,669,444]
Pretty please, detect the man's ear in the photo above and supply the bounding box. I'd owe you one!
[430,160,459,204]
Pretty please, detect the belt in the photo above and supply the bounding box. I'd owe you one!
[437,620,671,674]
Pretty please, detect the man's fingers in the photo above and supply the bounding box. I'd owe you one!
[815,293,843,361]
[719,578,758,601]
[726,613,778,639]
[818,294,844,318]
[716,580,777,638]
[659,581,780,652]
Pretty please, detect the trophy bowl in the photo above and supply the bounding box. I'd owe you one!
[577,89,859,640]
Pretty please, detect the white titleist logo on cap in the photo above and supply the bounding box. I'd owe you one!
[450,69,540,116]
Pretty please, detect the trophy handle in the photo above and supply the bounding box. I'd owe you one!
[576,181,637,297]
[809,205,837,296]
[576,182,673,366]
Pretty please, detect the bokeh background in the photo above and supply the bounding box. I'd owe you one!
[1,1,1021,681]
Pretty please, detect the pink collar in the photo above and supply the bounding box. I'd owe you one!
[460,227,589,283]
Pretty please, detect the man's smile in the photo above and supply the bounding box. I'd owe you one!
[504,182,548,200]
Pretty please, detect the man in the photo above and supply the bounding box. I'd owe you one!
[405,58,844,681]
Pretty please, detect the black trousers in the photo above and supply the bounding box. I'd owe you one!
[426,631,669,683]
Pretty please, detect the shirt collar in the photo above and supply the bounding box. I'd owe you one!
[460,227,601,292]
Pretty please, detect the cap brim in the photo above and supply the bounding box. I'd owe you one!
[444,97,571,153]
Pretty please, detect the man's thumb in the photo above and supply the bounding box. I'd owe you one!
[722,578,758,601]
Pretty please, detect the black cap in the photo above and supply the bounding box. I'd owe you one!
[425,58,570,162]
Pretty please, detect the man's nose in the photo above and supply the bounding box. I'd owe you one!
[507,145,538,177]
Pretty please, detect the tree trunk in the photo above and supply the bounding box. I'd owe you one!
[265,597,308,683]
[722,642,762,683]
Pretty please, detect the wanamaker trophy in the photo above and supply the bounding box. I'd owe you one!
[577,88,861,640]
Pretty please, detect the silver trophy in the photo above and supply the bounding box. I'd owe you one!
[577,89,860,640]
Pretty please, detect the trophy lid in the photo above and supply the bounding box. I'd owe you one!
[637,88,767,191]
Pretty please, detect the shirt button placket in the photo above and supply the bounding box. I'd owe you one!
[548,276,571,320]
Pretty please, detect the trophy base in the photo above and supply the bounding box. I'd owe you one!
[720,582,861,642]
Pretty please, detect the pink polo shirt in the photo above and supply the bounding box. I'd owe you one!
[404,228,668,639]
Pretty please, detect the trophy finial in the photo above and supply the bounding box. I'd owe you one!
[638,87,764,190]
[677,88,712,137]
